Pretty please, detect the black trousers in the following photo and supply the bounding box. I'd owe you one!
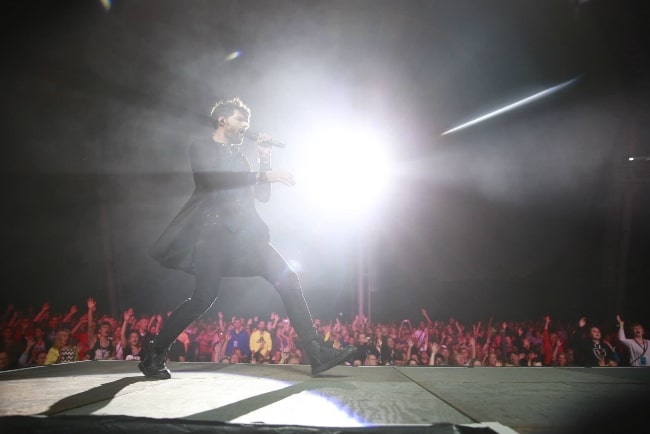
[153,223,316,350]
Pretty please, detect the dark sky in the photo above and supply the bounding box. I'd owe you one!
[2,0,649,323]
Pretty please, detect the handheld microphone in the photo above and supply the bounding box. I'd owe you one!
[245,131,287,148]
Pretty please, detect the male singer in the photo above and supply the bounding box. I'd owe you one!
[140,97,354,378]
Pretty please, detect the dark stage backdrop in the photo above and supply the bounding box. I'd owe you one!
[1,0,649,324]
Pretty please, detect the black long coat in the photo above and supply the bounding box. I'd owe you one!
[149,137,270,274]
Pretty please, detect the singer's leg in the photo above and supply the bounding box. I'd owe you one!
[258,243,355,375]
[139,228,231,379]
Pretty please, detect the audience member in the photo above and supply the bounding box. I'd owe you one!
[87,298,116,360]
[249,320,272,363]
[45,328,78,365]
[381,336,403,366]
[0,351,9,371]
[17,337,46,368]
[225,318,250,361]
[570,317,618,367]
[167,338,187,362]
[0,326,23,370]
[616,315,649,367]
[364,353,379,366]
[195,326,216,362]
[121,320,147,362]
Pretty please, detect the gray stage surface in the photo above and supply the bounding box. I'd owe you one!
[1,361,649,433]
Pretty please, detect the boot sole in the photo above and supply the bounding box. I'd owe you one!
[311,346,356,376]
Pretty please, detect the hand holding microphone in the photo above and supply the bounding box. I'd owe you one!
[245,130,287,148]
[254,132,273,162]
[246,131,294,187]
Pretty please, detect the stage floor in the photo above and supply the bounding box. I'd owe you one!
[1,361,649,433]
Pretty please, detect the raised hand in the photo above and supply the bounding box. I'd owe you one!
[25,337,35,348]
[87,298,96,312]
[616,314,624,325]
[578,317,587,328]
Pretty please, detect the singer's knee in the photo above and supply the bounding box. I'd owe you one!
[274,269,301,294]
[188,293,217,314]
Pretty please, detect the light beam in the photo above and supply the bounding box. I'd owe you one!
[441,76,581,136]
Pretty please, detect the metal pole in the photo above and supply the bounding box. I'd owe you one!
[367,241,374,326]
[357,241,365,321]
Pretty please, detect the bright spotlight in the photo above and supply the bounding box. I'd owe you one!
[294,124,391,220]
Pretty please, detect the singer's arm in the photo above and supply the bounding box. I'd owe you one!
[254,142,273,202]
[189,141,292,199]
[252,138,297,199]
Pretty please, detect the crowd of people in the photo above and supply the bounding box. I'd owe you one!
[1,299,648,372]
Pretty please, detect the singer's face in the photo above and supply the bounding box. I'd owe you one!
[223,109,250,144]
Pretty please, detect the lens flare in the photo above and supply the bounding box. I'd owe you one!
[99,0,111,12]
[225,51,241,61]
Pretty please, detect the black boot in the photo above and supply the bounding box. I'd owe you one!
[138,297,206,379]
[138,342,171,380]
[301,334,356,375]
[279,283,355,375]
